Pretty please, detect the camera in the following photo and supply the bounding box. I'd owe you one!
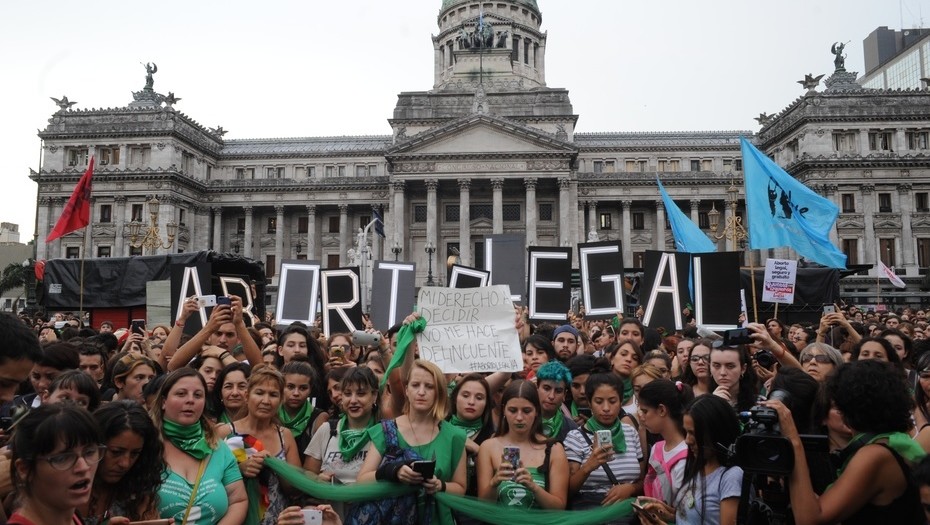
[723,328,754,346]
[753,349,777,369]
[734,390,794,476]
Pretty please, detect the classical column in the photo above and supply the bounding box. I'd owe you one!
[114,196,126,257]
[655,200,666,251]
[393,181,406,257]
[459,179,471,265]
[524,178,538,247]
[212,207,223,251]
[52,198,64,259]
[274,205,285,270]
[243,206,254,258]
[426,179,439,257]
[558,178,571,246]
[690,199,700,225]
[861,184,876,267]
[307,205,317,260]
[621,200,632,267]
[371,204,383,261]
[578,202,586,243]
[587,201,598,236]
[36,197,49,260]
[338,204,349,266]
[491,178,504,234]
[899,184,915,272]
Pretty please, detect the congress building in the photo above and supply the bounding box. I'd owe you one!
[31,0,930,307]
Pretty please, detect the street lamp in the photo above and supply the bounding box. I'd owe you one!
[425,241,436,286]
[296,242,302,255]
[391,241,403,261]
[127,196,178,255]
[234,241,240,254]
[707,182,747,245]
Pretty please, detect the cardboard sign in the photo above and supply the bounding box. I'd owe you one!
[276,260,321,327]
[321,267,364,336]
[578,240,625,320]
[170,263,211,335]
[526,247,571,322]
[370,261,416,331]
[416,285,522,373]
[484,234,526,303]
[762,258,798,304]
[449,264,490,288]
[640,251,691,331]
[692,252,742,330]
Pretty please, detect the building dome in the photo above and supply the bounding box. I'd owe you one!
[440,0,539,14]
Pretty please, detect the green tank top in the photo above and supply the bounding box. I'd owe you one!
[497,467,546,508]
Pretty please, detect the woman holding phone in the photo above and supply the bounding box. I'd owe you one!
[476,380,569,510]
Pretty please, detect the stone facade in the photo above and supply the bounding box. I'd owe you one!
[31,1,930,307]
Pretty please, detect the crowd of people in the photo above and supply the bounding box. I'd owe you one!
[4,299,930,524]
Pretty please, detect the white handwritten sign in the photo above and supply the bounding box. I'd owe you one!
[762,258,798,304]
[416,285,522,374]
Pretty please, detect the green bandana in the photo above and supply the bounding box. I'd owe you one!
[622,378,634,405]
[163,419,213,460]
[584,417,626,454]
[542,412,564,439]
[380,317,427,389]
[337,416,373,460]
[569,402,580,418]
[449,414,484,439]
[279,399,314,437]
[838,432,927,478]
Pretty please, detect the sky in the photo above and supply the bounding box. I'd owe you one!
[0,0,919,244]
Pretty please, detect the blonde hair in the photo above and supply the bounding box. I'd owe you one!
[631,363,664,383]
[403,360,449,421]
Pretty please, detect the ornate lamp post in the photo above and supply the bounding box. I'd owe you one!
[425,241,436,286]
[391,241,403,261]
[127,197,178,255]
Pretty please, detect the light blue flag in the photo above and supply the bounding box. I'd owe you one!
[740,137,847,269]
[656,178,716,253]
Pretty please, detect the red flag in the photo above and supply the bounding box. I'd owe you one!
[46,156,94,243]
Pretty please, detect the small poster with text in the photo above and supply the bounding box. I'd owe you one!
[762,258,798,304]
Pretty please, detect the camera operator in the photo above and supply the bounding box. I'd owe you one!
[764,360,926,524]
[746,323,803,371]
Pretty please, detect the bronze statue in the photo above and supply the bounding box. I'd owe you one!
[831,42,847,72]
[143,62,158,90]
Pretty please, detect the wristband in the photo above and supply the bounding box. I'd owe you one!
[174,320,185,328]
[375,460,404,482]
[219,351,232,361]
[440,479,447,492]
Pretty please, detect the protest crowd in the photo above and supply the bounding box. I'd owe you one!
[4,297,930,525]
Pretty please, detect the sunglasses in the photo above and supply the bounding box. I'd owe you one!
[800,354,833,365]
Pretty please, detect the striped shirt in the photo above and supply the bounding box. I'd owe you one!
[564,423,643,497]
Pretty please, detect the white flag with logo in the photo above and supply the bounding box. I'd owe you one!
[878,260,906,289]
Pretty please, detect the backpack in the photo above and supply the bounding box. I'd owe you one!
[644,440,688,502]
[344,419,425,525]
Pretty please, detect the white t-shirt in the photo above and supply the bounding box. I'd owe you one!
[305,421,368,485]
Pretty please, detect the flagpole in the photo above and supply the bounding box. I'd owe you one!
[748,253,759,324]
[773,301,778,321]
[876,247,882,309]
[79,227,86,324]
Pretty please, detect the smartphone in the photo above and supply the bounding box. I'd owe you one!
[216,296,232,306]
[300,509,323,525]
[723,328,753,346]
[352,330,381,347]
[411,460,436,480]
[823,304,836,314]
[595,429,612,449]
[631,502,647,513]
[131,319,146,336]
[128,520,175,525]
[197,294,217,308]
[331,347,346,359]
[577,407,593,418]
[502,446,520,477]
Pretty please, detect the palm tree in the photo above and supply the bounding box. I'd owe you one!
[0,263,25,313]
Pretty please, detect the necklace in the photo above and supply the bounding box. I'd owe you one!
[408,417,435,445]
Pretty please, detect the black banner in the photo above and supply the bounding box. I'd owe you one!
[578,240,625,320]
[484,234,526,303]
[276,260,321,327]
[321,267,364,336]
[692,252,742,330]
[370,261,416,331]
[449,265,490,288]
[640,251,692,331]
[526,247,571,322]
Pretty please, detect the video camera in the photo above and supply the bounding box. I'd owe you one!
[734,390,795,476]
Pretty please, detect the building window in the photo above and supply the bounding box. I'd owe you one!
[698,211,709,229]
[369,164,378,177]
[690,160,701,172]
[832,131,857,152]
[98,146,119,166]
[267,217,276,234]
[604,160,615,173]
[632,212,645,230]
[128,146,151,168]
[502,204,521,222]
[129,245,142,256]
[67,148,89,167]
[235,168,254,180]
[841,193,855,213]
[266,167,284,179]
[907,131,929,150]
[539,203,553,221]
[470,204,493,221]
[414,205,427,223]
[307,166,316,178]
[878,193,892,213]
[206,166,212,179]
[325,166,334,178]
[593,161,603,174]
[131,204,144,222]
[65,247,80,259]
[445,205,460,222]
[359,215,371,229]
[178,209,186,227]
[237,218,245,234]
[919,239,930,268]
[868,131,894,151]
[734,159,742,171]
[97,246,111,258]
[329,216,340,233]
[266,255,276,278]
[916,192,929,212]
[356,165,369,177]
[327,254,340,269]
[880,238,896,267]
[338,166,346,177]
[842,239,858,266]
[658,159,680,172]
[633,252,645,269]
[99,204,112,223]
[298,216,308,234]
[599,213,612,230]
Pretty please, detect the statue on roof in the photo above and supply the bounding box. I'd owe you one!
[143,62,158,90]
[163,92,181,107]
[831,42,847,72]
[50,96,77,112]
[798,73,825,92]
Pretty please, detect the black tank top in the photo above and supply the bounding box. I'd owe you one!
[843,444,923,525]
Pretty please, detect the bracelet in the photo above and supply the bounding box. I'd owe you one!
[440,479,447,492]
[174,320,185,328]
[219,351,232,361]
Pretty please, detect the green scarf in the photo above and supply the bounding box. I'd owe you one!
[838,432,927,477]
[380,317,427,389]
[337,416,373,460]
[449,414,484,439]
[163,419,213,460]
[622,378,634,405]
[542,412,564,439]
[569,401,581,418]
[279,399,314,437]
[584,417,627,454]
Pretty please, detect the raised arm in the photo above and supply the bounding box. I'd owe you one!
[168,304,231,371]
[231,295,261,365]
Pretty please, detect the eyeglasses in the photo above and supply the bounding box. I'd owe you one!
[689,355,710,363]
[800,354,833,365]
[38,445,107,471]
[330,344,350,351]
